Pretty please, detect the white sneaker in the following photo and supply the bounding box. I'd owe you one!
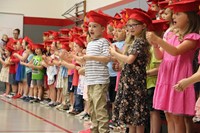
[83,114,90,121]
[76,111,86,117]
[55,104,62,109]
[6,94,13,98]
[193,116,200,123]
[66,106,73,113]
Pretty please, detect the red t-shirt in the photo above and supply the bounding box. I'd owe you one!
[9,50,24,74]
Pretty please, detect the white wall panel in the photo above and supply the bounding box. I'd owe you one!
[0,0,67,18]
[0,0,148,18]
[0,0,122,18]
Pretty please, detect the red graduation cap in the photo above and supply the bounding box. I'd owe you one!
[126,8,152,28]
[23,36,33,44]
[43,32,50,36]
[51,32,59,39]
[120,9,129,23]
[69,34,80,42]
[74,37,85,48]
[32,43,44,50]
[44,40,53,48]
[76,27,83,34]
[168,0,200,13]
[114,13,121,20]
[62,42,70,51]
[151,0,159,4]
[87,10,113,27]
[120,9,126,18]
[58,37,70,44]
[158,1,169,9]
[151,19,169,32]
[147,7,158,19]
[60,29,70,35]
[72,27,78,33]
[147,0,165,4]
[108,21,114,26]
[115,21,126,29]
[48,30,55,34]
[27,42,33,50]
[80,35,87,43]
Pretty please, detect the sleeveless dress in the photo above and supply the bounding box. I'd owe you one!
[0,57,10,83]
[153,33,200,116]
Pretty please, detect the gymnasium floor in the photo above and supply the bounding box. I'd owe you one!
[0,96,91,133]
[1,93,200,133]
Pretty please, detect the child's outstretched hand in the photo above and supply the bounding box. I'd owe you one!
[174,78,190,91]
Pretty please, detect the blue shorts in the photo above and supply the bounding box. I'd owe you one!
[27,72,32,87]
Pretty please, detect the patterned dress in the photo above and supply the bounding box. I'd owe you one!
[112,38,149,126]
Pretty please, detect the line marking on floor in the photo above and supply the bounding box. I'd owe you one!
[0,98,73,133]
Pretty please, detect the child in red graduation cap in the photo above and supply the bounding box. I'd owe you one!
[41,40,58,107]
[0,45,14,97]
[146,19,169,133]
[20,41,35,102]
[78,10,112,133]
[110,8,152,132]
[21,44,45,102]
[146,0,200,133]
[13,37,34,100]
[107,20,126,124]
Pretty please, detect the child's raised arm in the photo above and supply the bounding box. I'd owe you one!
[13,52,29,61]
[20,59,33,67]
[146,32,197,56]
[60,60,75,70]
[109,44,136,64]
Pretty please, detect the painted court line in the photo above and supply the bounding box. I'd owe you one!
[0,130,62,132]
[0,98,73,133]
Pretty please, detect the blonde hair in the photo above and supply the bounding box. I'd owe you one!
[122,19,151,65]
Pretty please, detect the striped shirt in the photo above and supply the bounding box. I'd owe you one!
[85,38,110,85]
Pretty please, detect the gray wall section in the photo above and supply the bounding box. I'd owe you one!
[24,24,64,43]
[103,0,148,16]
[23,0,148,43]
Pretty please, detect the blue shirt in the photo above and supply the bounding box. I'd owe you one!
[108,41,125,77]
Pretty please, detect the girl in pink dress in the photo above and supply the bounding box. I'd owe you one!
[146,1,200,133]
[174,50,200,122]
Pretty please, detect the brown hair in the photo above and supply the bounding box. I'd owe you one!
[179,11,200,40]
